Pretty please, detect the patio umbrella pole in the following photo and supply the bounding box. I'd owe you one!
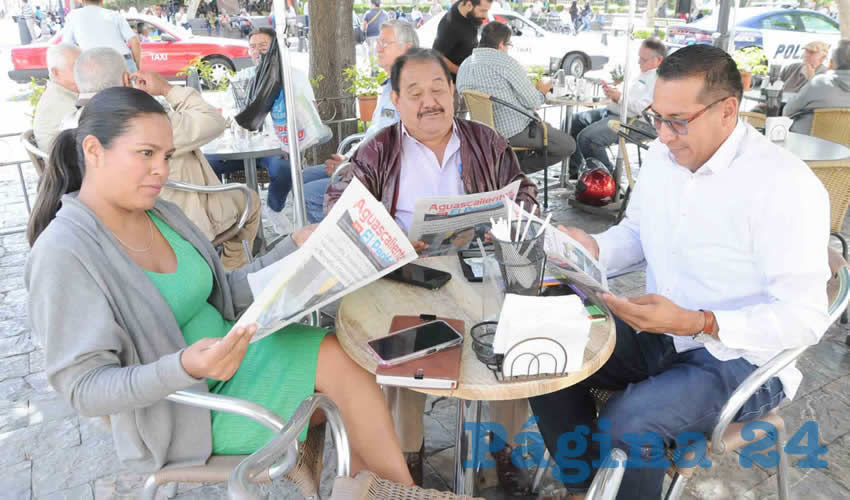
[275,1,308,230]
[615,0,637,205]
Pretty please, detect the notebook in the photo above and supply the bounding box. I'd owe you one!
[375,315,464,390]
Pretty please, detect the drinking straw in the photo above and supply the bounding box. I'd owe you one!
[476,237,487,260]
[518,202,533,243]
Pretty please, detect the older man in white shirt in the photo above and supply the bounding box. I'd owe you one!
[33,44,80,152]
[568,38,665,173]
[531,44,830,499]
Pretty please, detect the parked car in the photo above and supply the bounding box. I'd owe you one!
[666,7,840,61]
[9,15,252,86]
[417,9,608,77]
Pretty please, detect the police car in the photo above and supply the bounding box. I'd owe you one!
[417,9,609,77]
[9,15,252,86]
[666,8,840,64]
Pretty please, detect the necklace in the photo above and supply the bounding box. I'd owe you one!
[113,215,154,253]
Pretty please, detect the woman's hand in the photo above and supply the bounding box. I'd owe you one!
[181,323,256,380]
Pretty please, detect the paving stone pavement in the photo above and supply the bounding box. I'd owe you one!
[2,161,850,499]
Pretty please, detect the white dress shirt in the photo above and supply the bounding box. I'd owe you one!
[593,121,831,400]
[395,122,464,233]
[608,68,657,118]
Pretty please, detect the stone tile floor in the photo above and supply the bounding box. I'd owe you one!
[1,162,850,500]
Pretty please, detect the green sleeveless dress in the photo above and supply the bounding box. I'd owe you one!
[143,213,327,455]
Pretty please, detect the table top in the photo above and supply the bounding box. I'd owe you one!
[742,89,797,104]
[545,95,611,108]
[780,132,850,162]
[201,130,282,160]
[335,257,617,401]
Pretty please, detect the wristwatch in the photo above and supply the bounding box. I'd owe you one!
[692,310,717,343]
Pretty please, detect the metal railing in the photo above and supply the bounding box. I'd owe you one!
[0,131,36,236]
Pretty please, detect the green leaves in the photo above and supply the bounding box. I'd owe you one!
[343,57,387,96]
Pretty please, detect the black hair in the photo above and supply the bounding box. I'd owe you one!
[248,27,276,42]
[641,38,667,59]
[371,0,380,7]
[833,40,850,70]
[479,21,511,50]
[390,48,453,93]
[27,87,167,246]
[656,44,743,103]
[467,0,493,5]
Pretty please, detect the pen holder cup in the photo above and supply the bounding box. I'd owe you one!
[492,221,547,296]
[471,321,502,370]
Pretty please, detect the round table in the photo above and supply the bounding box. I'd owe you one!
[335,256,617,495]
[742,89,798,104]
[780,132,850,162]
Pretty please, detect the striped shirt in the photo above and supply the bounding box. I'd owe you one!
[456,47,544,139]
[21,4,33,19]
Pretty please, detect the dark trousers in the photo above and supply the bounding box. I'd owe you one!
[508,121,576,175]
[529,317,785,498]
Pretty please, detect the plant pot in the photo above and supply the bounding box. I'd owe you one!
[357,95,378,122]
[740,71,753,91]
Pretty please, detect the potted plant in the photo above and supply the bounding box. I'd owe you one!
[344,58,388,122]
[732,47,768,91]
[610,64,625,85]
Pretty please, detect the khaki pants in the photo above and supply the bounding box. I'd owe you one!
[384,386,529,453]
[220,190,261,270]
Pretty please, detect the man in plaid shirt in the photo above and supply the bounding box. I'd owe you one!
[456,22,575,174]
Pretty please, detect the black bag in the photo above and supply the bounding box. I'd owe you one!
[354,24,367,44]
[235,37,283,131]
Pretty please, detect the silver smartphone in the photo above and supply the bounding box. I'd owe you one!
[367,320,463,366]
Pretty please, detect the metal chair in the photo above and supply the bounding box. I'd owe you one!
[531,249,850,499]
[21,129,47,177]
[461,89,552,209]
[810,108,850,148]
[806,159,850,328]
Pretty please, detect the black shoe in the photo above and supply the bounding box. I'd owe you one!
[493,444,531,496]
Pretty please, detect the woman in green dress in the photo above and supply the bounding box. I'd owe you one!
[25,87,413,485]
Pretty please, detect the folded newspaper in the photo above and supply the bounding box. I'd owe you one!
[407,181,521,256]
[504,200,609,293]
[238,178,418,342]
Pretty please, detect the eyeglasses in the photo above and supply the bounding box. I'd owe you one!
[376,39,399,49]
[641,96,732,136]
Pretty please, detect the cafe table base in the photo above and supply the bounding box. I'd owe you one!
[454,399,482,495]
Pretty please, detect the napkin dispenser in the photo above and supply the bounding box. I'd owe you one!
[764,116,793,142]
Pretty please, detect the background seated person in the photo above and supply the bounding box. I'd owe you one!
[308,19,419,224]
[784,40,850,134]
[456,21,575,174]
[33,43,80,151]
[25,87,414,487]
[568,38,664,175]
[72,48,260,269]
[778,40,828,93]
[324,48,537,491]
[531,44,829,499]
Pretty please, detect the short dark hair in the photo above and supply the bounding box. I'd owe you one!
[657,44,743,103]
[371,0,380,7]
[479,21,511,50]
[641,38,667,59]
[466,0,493,5]
[390,48,453,93]
[833,40,850,70]
[248,27,276,42]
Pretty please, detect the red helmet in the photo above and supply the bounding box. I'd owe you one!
[576,166,616,205]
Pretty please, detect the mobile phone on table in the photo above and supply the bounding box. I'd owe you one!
[367,320,464,366]
[386,263,452,290]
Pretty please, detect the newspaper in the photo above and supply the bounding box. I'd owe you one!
[238,178,418,342]
[407,181,522,257]
[505,200,609,292]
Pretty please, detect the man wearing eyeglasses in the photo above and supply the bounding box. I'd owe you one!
[567,38,665,175]
[531,44,830,499]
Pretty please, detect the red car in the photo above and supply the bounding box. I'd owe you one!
[9,15,252,86]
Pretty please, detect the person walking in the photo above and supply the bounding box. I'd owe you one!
[61,0,141,72]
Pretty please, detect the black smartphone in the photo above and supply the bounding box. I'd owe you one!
[367,320,463,366]
[386,263,452,290]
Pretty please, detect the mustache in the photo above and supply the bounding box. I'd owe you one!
[418,107,445,119]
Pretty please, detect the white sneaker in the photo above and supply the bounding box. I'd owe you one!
[264,205,293,236]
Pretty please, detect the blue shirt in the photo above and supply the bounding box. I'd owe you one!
[362,81,400,143]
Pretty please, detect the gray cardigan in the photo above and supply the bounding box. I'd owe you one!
[24,194,298,473]
[783,69,850,133]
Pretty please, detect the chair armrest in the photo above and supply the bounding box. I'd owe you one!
[330,161,351,184]
[489,95,542,124]
[585,448,627,500]
[337,132,367,156]
[165,180,253,232]
[166,390,289,432]
[228,394,351,500]
[711,265,850,454]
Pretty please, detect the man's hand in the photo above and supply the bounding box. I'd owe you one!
[131,70,173,97]
[324,154,347,177]
[180,323,256,380]
[292,224,318,247]
[557,225,599,260]
[536,79,554,94]
[802,62,817,79]
[599,293,704,336]
[604,87,621,103]
[411,240,429,254]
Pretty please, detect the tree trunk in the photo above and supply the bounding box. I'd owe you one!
[647,0,656,34]
[309,0,356,163]
[841,0,850,38]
